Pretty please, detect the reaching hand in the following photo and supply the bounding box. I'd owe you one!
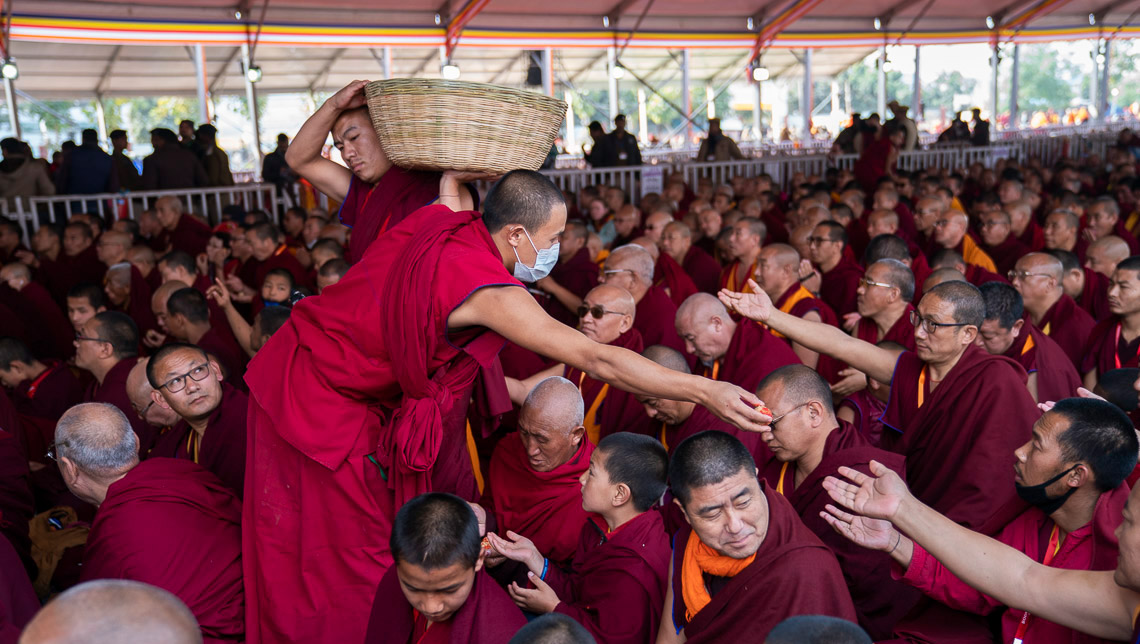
[1038,387,1104,414]
[326,80,369,112]
[821,503,897,551]
[822,460,909,522]
[704,381,772,433]
[508,572,560,614]
[841,312,862,332]
[486,531,544,576]
[830,368,868,397]
[206,278,232,309]
[718,279,774,322]
[143,329,167,349]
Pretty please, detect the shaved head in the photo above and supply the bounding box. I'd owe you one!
[1021,252,1064,281]
[127,245,156,267]
[641,344,691,374]
[761,243,800,268]
[105,263,131,288]
[523,376,586,430]
[153,279,188,304]
[676,292,729,327]
[664,221,691,239]
[605,245,655,285]
[20,579,202,644]
[101,230,131,249]
[125,358,181,429]
[587,284,636,317]
[630,236,660,262]
[0,261,29,283]
[923,267,967,291]
[755,364,835,416]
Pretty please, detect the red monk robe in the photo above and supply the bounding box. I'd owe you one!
[758,421,920,639]
[1083,316,1140,380]
[697,321,800,393]
[156,214,212,257]
[658,405,766,463]
[981,236,1031,277]
[0,424,33,578]
[0,286,57,364]
[11,360,83,422]
[635,285,689,360]
[565,329,650,443]
[80,458,244,643]
[681,245,722,295]
[1007,323,1080,403]
[855,303,917,351]
[54,245,106,302]
[483,432,594,565]
[1017,220,1047,252]
[669,481,857,642]
[838,391,887,446]
[819,256,864,317]
[148,384,247,499]
[897,483,1128,644]
[544,511,671,644]
[773,283,843,382]
[882,346,1036,534]
[0,532,36,644]
[192,273,242,355]
[338,168,440,264]
[1033,294,1096,370]
[545,246,598,326]
[15,281,73,360]
[1077,267,1112,322]
[196,324,248,385]
[656,253,698,309]
[254,245,308,291]
[85,359,159,457]
[243,205,517,644]
[963,263,1008,288]
[365,568,525,644]
[110,264,158,337]
[718,259,757,294]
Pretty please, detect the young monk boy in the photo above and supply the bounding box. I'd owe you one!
[488,432,671,644]
[365,492,526,644]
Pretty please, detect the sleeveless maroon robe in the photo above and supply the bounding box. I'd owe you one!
[148,384,247,499]
[1083,316,1140,379]
[1077,267,1112,322]
[0,532,36,644]
[11,361,83,422]
[196,324,247,385]
[15,281,74,360]
[656,253,699,308]
[855,304,916,351]
[635,284,688,360]
[1006,323,1080,403]
[980,236,1030,277]
[1033,294,1096,370]
[774,283,843,382]
[681,245,722,295]
[338,168,440,264]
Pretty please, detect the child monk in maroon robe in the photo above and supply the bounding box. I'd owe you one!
[660,431,857,644]
[488,433,671,644]
[365,492,525,644]
[243,171,768,644]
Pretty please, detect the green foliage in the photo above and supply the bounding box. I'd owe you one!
[1014,45,1078,112]
[922,71,977,117]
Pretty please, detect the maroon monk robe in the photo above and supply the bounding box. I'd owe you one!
[196,324,247,384]
[80,458,243,643]
[773,283,843,382]
[0,285,53,362]
[819,256,864,317]
[963,263,1008,287]
[1033,294,1096,370]
[15,281,74,360]
[670,481,857,642]
[12,360,84,422]
[1017,220,1046,252]
[882,346,1036,534]
[855,304,917,351]
[659,403,767,464]
[483,433,594,565]
[838,391,887,446]
[0,423,33,578]
[656,253,699,309]
[894,202,919,242]
[338,168,440,264]
[85,359,158,457]
[718,259,756,293]
[191,273,239,348]
[0,532,36,644]
[56,245,105,301]
[544,246,599,326]
[681,245,721,295]
[1006,323,1080,403]
[155,214,212,257]
[243,205,517,644]
[111,264,158,337]
[1077,267,1112,321]
[544,511,671,644]
[981,236,1031,277]
[254,245,309,291]
[1082,316,1140,380]
[365,568,525,644]
[565,329,650,443]
[697,320,800,393]
[635,284,689,361]
[0,301,27,349]
[847,217,872,262]
[1114,219,1140,255]
[148,384,246,499]
[758,421,920,639]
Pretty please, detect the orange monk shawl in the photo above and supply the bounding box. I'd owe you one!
[680,531,756,621]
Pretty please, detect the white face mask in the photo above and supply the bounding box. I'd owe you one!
[512,227,559,283]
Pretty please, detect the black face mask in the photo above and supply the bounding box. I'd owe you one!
[1015,465,1078,515]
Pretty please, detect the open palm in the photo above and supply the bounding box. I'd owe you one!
[822,503,895,551]
[822,461,908,521]
[718,279,773,322]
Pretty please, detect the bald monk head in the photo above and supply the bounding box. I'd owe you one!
[1043,210,1080,252]
[979,209,1013,247]
[155,195,186,232]
[755,365,840,469]
[660,221,693,264]
[600,245,655,301]
[697,208,722,241]
[482,170,568,283]
[20,579,202,644]
[630,236,660,263]
[912,281,984,366]
[518,376,586,473]
[389,492,485,626]
[754,244,802,301]
[578,284,635,345]
[613,205,641,239]
[0,261,30,292]
[932,210,970,250]
[102,262,132,307]
[1045,249,1086,302]
[1086,235,1130,278]
[1087,196,1121,239]
[151,279,187,335]
[765,615,871,644]
[54,402,140,507]
[558,220,588,263]
[126,357,181,429]
[317,257,349,293]
[913,197,943,235]
[637,344,696,425]
[675,293,738,367]
[923,266,966,292]
[670,430,764,559]
[1004,199,1034,236]
[644,211,672,245]
[137,209,162,239]
[857,258,914,320]
[978,282,1027,356]
[1010,252,1064,319]
[127,245,157,279]
[866,209,899,239]
[727,217,766,264]
[96,231,132,268]
[508,613,596,644]
[158,251,198,285]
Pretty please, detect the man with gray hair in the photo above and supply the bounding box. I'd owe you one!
[600,244,687,358]
[1009,252,1095,369]
[55,402,244,642]
[20,579,203,644]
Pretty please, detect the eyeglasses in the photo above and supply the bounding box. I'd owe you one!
[1007,270,1052,281]
[578,304,625,319]
[807,236,833,246]
[909,310,971,334]
[601,269,634,277]
[74,331,108,344]
[45,440,69,462]
[859,277,894,290]
[932,219,953,228]
[768,403,810,430]
[158,363,211,393]
[133,399,155,419]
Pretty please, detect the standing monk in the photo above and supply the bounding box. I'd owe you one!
[242,170,768,644]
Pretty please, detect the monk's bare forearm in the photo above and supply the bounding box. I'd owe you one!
[583,344,714,407]
[766,309,896,383]
[221,304,255,358]
[284,101,351,202]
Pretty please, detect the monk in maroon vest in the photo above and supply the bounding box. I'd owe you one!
[55,403,244,643]
[660,431,857,643]
[1012,253,1096,370]
[365,493,525,644]
[661,221,721,295]
[810,221,863,317]
[755,244,841,375]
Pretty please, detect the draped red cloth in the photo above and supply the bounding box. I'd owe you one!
[565,329,650,442]
[681,246,722,295]
[155,214,212,257]
[881,346,1036,534]
[819,256,863,317]
[758,421,920,639]
[697,321,800,393]
[364,568,525,644]
[980,236,1030,277]
[635,285,688,360]
[483,433,595,565]
[659,405,766,463]
[338,168,440,264]
[855,304,916,351]
[670,481,857,642]
[85,359,158,457]
[1077,267,1112,322]
[544,511,671,644]
[0,532,36,644]
[1007,323,1080,403]
[1082,317,1140,379]
[657,252,699,309]
[1016,220,1046,252]
[81,458,244,643]
[242,205,517,644]
[11,361,82,423]
[0,422,33,577]
[1033,294,1096,370]
[148,384,247,499]
[838,391,887,446]
[16,282,74,360]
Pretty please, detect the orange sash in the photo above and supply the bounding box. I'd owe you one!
[1021,333,1035,356]
[961,236,998,273]
[775,461,791,495]
[771,286,815,339]
[725,261,757,293]
[681,531,756,621]
[578,371,609,445]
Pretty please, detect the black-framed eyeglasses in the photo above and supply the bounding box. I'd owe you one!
[768,402,810,430]
[807,236,833,246]
[133,400,155,419]
[45,441,69,462]
[74,331,108,344]
[909,310,970,334]
[577,304,625,320]
[158,363,211,393]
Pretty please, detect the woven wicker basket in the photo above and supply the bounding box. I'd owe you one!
[365,79,567,175]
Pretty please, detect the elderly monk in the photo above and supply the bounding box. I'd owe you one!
[0,336,83,422]
[147,344,247,498]
[56,403,243,643]
[675,292,800,391]
[482,377,593,567]
[809,221,863,317]
[722,279,1038,533]
[20,579,204,644]
[932,210,998,274]
[153,196,212,257]
[979,282,1079,404]
[0,262,73,360]
[127,244,161,292]
[286,80,475,263]
[534,220,597,326]
[718,217,765,295]
[164,288,246,383]
[661,221,720,295]
[125,357,181,433]
[636,236,698,309]
[488,432,671,644]
[103,262,158,337]
[65,282,107,333]
[1005,199,1045,252]
[242,170,767,644]
[823,397,1139,644]
[853,259,916,350]
[754,244,839,371]
[599,245,688,359]
[1086,235,1130,279]
[755,366,917,639]
[1011,253,1096,369]
[1044,210,1083,257]
[658,431,856,643]
[76,312,158,455]
[1084,257,1140,390]
[365,493,525,644]
[977,209,1029,276]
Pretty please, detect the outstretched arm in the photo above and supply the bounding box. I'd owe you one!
[719,279,897,384]
[452,285,771,433]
